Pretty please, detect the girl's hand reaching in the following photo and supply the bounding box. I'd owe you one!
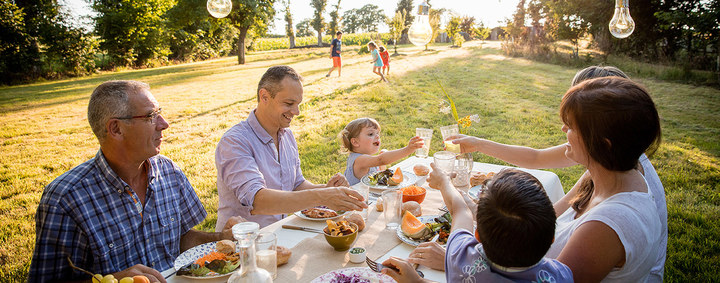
[407,136,424,150]
[445,134,479,153]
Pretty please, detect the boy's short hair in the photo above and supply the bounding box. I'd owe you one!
[336,31,343,35]
[475,168,556,267]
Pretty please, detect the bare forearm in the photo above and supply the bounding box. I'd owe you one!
[476,139,575,169]
[180,229,232,252]
[251,188,321,215]
[375,147,414,166]
[553,171,586,216]
[437,180,474,231]
[295,180,324,191]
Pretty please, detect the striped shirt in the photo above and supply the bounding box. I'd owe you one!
[29,150,206,282]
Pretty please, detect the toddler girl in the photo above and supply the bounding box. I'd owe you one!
[368,41,387,82]
[379,46,390,76]
[340,118,423,186]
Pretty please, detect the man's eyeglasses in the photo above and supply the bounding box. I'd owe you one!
[114,108,162,124]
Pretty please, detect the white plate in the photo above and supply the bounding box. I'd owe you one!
[173,241,238,279]
[361,170,419,190]
[294,208,349,221]
[396,215,446,247]
[310,267,394,283]
[468,184,486,199]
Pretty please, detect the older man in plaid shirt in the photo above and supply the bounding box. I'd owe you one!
[28,81,236,282]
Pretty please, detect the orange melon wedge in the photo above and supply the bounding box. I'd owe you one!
[390,168,403,185]
[401,211,431,239]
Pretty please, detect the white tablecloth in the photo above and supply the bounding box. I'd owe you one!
[165,157,565,282]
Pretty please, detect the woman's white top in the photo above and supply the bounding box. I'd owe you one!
[639,154,668,282]
[546,186,662,282]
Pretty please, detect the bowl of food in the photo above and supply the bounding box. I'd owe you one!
[401,186,426,204]
[323,219,359,251]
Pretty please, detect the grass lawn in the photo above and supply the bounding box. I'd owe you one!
[1,41,718,282]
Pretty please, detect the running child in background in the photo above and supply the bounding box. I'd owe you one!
[367,41,387,82]
[340,118,423,186]
[326,31,343,78]
[379,46,390,76]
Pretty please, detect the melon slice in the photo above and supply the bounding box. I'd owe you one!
[388,168,403,186]
[401,211,432,239]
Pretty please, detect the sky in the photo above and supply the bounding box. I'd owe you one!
[61,0,520,34]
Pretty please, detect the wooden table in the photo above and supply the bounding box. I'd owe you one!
[164,157,565,282]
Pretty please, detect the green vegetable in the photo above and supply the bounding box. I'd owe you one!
[215,260,241,274]
[190,265,211,276]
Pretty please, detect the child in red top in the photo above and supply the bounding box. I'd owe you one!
[379,46,390,76]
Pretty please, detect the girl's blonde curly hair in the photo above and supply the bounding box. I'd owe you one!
[339,117,381,153]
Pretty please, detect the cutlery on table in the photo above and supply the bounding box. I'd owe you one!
[281,224,325,234]
[365,256,424,278]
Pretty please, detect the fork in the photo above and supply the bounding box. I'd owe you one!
[366,256,424,278]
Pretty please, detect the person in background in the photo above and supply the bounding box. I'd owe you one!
[29,80,235,283]
[340,117,423,186]
[326,31,343,78]
[215,66,367,230]
[367,41,387,82]
[379,46,390,76]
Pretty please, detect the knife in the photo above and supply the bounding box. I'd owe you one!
[282,224,325,234]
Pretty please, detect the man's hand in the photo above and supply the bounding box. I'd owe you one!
[221,216,248,239]
[320,187,368,212]
[112,264,165,283]
[326,173,349,187]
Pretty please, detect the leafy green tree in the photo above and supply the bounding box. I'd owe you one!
[327,0,341,36]
[527,0,543,43]
[473,21,491,42]
[282,0,296,48]
[387,10,407,54]
[296,18,313,37]
[342,4,385,33]
[227,0,276,64]
[428,8,445,49]
[459,16,476,38]
[446,16,462,46]
[0,1,40,83]
[341,9,361,33]
[166,0,237,61]
[310,0,327,46]
[92,0,174,67]
[505,0,526,41]
[395,0,414,44]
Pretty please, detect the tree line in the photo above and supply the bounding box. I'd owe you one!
[502,0,719,80]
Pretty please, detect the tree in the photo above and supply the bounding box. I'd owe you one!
[428,8,445,49]
[228,0,276,64]
[342,4,385,33]
[282,0,296,48]
[505,0,526,41]
[296,18,313,37]
[387,10,407,54]
[92,0,174,67]
[327,0,341,36]
[446,16,463,46]
[166,0,237,61]
[459,16,476,38]
[395,0,415,44]
[473,21,491,42]
[310,0,327,46]
[526,0,543,44]
[0,1,40,83]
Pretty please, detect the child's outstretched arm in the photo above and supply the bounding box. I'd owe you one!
[354,136,423,171]
[426,163,474,232]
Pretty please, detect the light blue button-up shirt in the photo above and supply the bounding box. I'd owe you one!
[215,110,306,230]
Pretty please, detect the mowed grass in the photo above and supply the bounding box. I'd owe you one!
[1,41,718,281]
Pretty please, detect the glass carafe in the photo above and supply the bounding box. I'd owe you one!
[227,222,273,283]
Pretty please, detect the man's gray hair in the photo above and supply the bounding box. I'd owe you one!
[257,66,303,102]
[87,80,149,142]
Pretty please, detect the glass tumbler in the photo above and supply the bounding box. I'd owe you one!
[255,232,277,279]
[415,128,434,158]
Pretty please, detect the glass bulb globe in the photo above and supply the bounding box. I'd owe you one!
[207,0,232,18]
[408,1,432,47]
[609,0,635,39]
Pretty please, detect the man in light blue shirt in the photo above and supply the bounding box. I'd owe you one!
[215,66,367,229]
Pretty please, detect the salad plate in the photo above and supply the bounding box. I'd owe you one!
[173,241,239,279]
[310,267,394,283]
[361,170,418,191]
[396,215,449,247]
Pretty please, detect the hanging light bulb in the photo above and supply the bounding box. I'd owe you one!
[408,1,433,47]
[609,0,635,38]
[207,0,232,18]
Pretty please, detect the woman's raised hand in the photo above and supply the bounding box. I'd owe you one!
[445,134,478,153]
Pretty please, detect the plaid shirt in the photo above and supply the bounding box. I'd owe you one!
[29,150,207,282]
